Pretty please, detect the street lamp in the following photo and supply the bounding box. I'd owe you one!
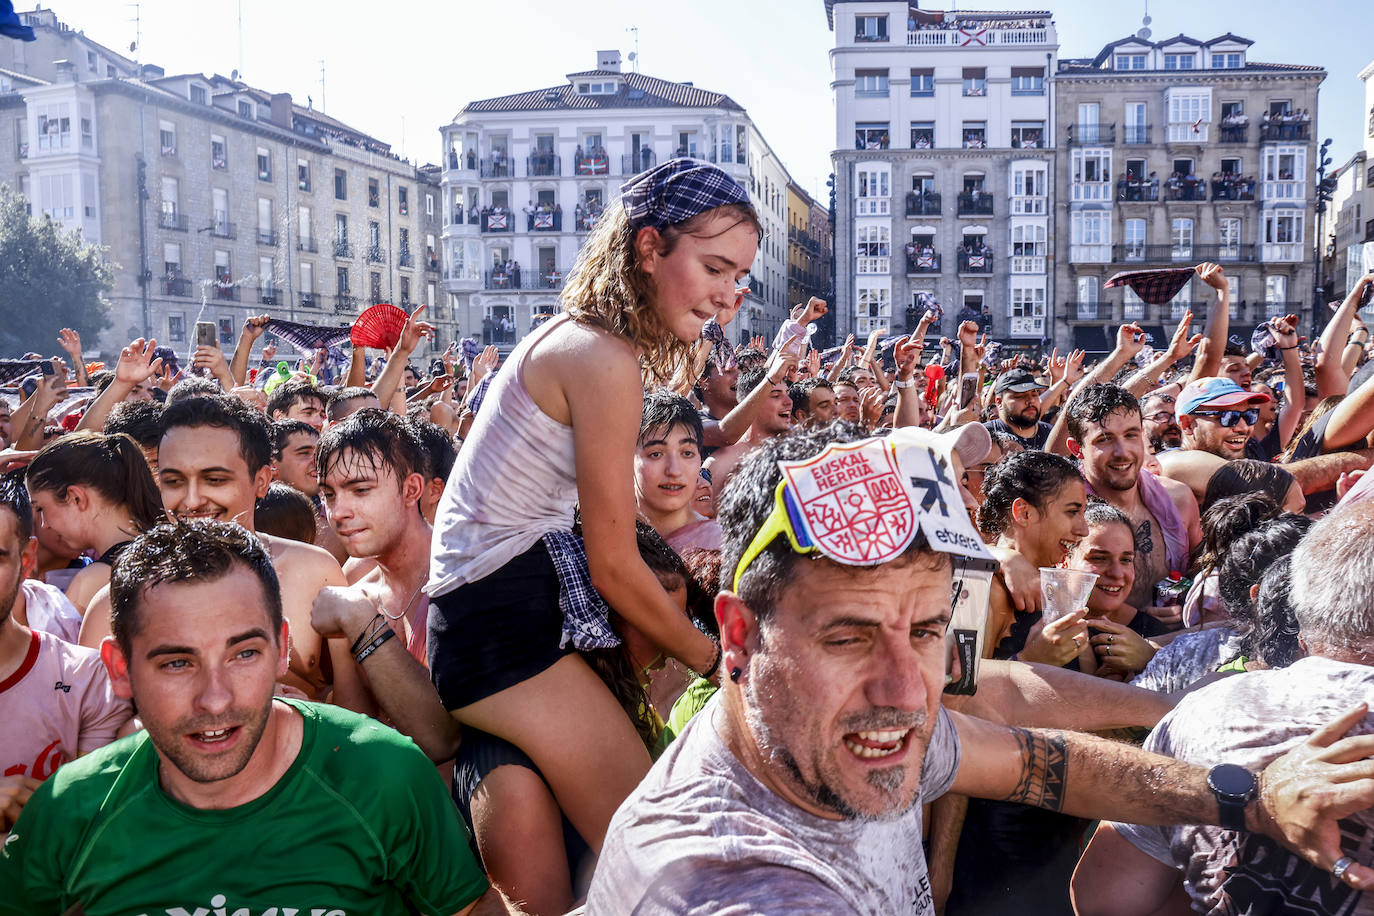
[1313,137,1335,340]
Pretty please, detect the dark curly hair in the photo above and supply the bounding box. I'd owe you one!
[1217,513,1310,664]
[1200,492,1283,572]
[976,450,1082,538]
[1064,383,1140,443]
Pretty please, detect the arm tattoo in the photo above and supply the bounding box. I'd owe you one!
[1006,728,1069,812]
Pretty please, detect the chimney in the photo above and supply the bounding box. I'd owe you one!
[270,92,293,129]
[53,59,74,83]
[596,49,622,73]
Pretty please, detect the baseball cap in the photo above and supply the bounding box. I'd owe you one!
[994,367,1044,395]
[1176,376,1272,416]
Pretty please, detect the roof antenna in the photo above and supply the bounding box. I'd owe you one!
[625,26,639,72]
[1137,0,1152,39]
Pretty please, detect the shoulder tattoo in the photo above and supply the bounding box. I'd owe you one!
[1006,728,1069,812]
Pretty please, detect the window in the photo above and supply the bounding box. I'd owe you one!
[1123,102,1148,144]
[855,283,891,335]
[1219,218,1241,257]
[335,213,349,246]
[400,277,411,307]
[425,193,434,217]
[86,51,97,72]
[1211,52,1242,69]
[962,68,986,97]
[855,166,890,216]
[211,135,227,170]
[1071,149,1112,201]
[909,122,934,149]
[398,187,409,215]
[334,168,347,200]
[1263,212,1303,260]
[1115,53,1147,70]
[163,242,182,278]
[1265,275,1288,308]
[368,221,381,259]
[1011,122,1045,149]
[300,262,314,297]
[1010,164,1047,214]
[1010,67,1044,95]
[1164,53,1196,70]
[1262,146,1306,198]
[256,147,270,181]
[212,188,229,235]
[297,159,310,191]
[1076,277,1099,318]
[854,14,888,42]
[370,272,382,304]
[855,224,890,274]
[962,122,987,149]
[258,198,273,244]
[910,68,934,97]
[1070,211,1111,261]
[1011,224,1047,273]
[855,122,890,150]
[79,109,93,149]
[1123,218,1146,259]
[160,176,179,223]
[337,266,351,293]
[855,69,889,97]
[298,206,313,247]
[427,282,436,309]
[36,103,71,151]
[167,315,185,342]
[1009,285,1046,331]
[260,256,276,299]
[37,174,73,220]
[238,99,253,119]
[368,178,379,207]
[190,84,207,105]
[1167,90,1212,141]
[1171,218,1194,259]
[214,250,232,299]
[82,173,95,217]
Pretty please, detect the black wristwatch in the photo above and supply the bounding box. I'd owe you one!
[1207,763,1257,830]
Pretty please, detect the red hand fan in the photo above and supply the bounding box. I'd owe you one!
[350,303,409,350]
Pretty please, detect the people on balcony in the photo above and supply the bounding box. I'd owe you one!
[574,199,605,231]
[963,131,986,149]
[574,144,610,175]
[529,148,558,175]
[1210,172,1257,201]
[481,205,512,232]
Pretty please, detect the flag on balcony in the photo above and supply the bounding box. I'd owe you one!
[1,1,35,40]
[264,319,352,354]
[967,253,987,270]
[917,253,935,269]
[488,211,508,230]
[1104,267,1194,306]
[959,27,987,46]
[534,212,554,230]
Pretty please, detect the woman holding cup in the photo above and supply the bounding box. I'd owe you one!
[976,450,1092,667]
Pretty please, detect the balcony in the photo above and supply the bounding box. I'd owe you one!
[210,220,236,240]
[905,250,941,274]
[298,292,318,309]
[1066,301,1102,321]
[479,157,513,178]
[1210,177,1256,201]
[334,293,357,315]
[297,238,318,254]
[163,276,190,297]
[574,151,611,176]
[333,240,353,259]
[366,245,385,264]
[425,253,439,272]
[526,154,560,177]
[399,250,414,269]
[1070,181,1112,203]
[257,286,280,306]
[1218,122,1248,144]
[1262,180,1306,201]
[1070,245,1112,263]
[1259,122,1311,142]
[1165,181,1208,202]
[160,211,187,231]
[623,150,658,174]
[530,209,563,232]
[956,192,994,216]
[1261,242,1303,262]
[1011,255,1046,274]
[540,267,566,290]
[904,192,941,217]
[1260,300,1304,318]
[212,281,238,302]
[257,229,277,246]
[906,26,1050,46]
[485,270,529,291]
[1113,243,1258,263]
[1067,123,1115,146]
[956,249,994,274]
[480,209,512,233]
[1116,179,1160,202]
[1122,124,1152,145]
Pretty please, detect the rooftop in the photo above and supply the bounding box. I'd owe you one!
[460,69,744,116]
[823,1,1051,30]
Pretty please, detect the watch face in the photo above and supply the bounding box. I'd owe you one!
[1210,763,1256,798]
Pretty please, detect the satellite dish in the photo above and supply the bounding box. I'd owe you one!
[1137,27,1152,38]
[628,52,637,61]
[1143,14,1152,24]
[231,69,239,80]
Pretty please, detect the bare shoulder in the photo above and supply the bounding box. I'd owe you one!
[1154,449,1223,501]
[342,556,379,585]
[259,533,347,587]
[1157,474,1199,513]
[524,320,642,426]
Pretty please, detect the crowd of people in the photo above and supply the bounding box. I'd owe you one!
[7,157,1374,915]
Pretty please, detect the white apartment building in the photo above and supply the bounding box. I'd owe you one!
[440,50,793,347]
[826,0,1057,348]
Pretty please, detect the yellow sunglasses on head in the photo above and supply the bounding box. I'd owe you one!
[732,479,825,593]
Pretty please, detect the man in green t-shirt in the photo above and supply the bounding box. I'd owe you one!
[0,519,503,916]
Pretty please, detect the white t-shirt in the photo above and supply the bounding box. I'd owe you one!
[1116,656,1374,915]
[20,579,82,644]
[588,695,962,914]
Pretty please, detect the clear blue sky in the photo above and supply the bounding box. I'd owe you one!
[42,0,1374,195]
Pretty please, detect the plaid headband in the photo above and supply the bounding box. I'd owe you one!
[620,157,751,229]
[1103,268,1195,306]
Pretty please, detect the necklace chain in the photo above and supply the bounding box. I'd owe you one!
[376,578,425,621]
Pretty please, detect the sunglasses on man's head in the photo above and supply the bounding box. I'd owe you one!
[1190,408,1259,428]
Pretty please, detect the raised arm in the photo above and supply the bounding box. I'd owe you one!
[57,329,88,387]
[229,314,270,386]
[74,339,163,433]
[1123,311,1201,397]
[1269,313,1306,447]
[1317,274,1373,397]
[1046,324,1145,454]
[372,305,433,412]
[1188,262,1231,384]
[705,347,799,447]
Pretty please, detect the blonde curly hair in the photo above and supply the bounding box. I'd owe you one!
[560,200,761,387]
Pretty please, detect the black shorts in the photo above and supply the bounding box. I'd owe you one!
[428,539,573,710]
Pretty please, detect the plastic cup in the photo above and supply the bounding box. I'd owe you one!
[1039,567,1099,624]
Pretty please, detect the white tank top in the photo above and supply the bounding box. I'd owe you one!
[428,317,578,597]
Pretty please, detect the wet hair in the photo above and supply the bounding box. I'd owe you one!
[639,388,703,448]
[1065,384,1141,442]
[266,380,326,420]
[89,369,115,393]
[254,482,317,545]
[161,395,273,474]
[0,473,33,541]
[270,419,318,461]
[165,376,221,406]
[315,408,425,497]
[836,366,872,387]
[681,546,722,640]
[409,417,457,483]
[326,386,380,422]
[109,519,282,656]
[1218,514,1311,662]
[1249,557,1303,668]
[26,432,163,532]
[736,366,773,401]
[719,422,942,618]
[977,450,1083,538]
[736,347,769,374]
[103,400,163,450]
[1202,460,1298,516]
[560,199,761,388]
[1200,492,1282,573]
[790,377,834,416]
[1081,500,1134,541]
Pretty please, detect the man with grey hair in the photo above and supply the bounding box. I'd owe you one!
[1074,499,1374,915]
[590,423,1374,913]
